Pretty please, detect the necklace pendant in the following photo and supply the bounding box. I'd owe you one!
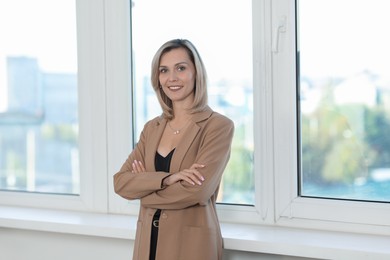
[173,130,180,135]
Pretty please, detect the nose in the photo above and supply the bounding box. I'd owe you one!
[168,70,178,82]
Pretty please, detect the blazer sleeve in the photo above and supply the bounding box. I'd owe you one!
[113,120,167,200]
[140,115,234,210]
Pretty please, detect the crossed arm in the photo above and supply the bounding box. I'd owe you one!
[114,117,234,209]
[131,159,205,186]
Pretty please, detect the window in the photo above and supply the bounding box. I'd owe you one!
[273,0,390,232]
[131,0,254,205]
[0,0,109,212]
[1,0,387,237]
[112,0,390,232]
[298,0,390,202]
[0,0,79,194]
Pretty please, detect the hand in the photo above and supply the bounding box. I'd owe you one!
[163,163,205,186]
[131,160,146,173]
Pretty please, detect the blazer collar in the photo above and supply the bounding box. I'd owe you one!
[188,106,213,123]
[150,106,213,173]
[155,106,213,126]
[156,106,214,128]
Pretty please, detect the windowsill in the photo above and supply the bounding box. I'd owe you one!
[1,205,389,259]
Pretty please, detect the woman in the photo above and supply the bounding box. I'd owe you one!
[114,39,234,260]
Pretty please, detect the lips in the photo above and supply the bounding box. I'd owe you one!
[168,85,182,90]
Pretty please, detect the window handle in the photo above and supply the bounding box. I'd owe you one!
[272,15,287,53]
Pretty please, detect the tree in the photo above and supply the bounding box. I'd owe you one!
[364,107,390,170]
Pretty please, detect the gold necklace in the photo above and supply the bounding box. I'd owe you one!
[168,120,189,135]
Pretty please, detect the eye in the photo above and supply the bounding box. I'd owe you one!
[177,66,186,71]
[159,68,167,73]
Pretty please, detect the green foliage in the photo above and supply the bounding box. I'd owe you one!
[223,124,254,192]
[323,137,366,183]
[301,83,390,185]
[5,151,26,187]
[41,124,78,143]
[364,107,390,169]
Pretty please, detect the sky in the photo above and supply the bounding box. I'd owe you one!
[0,0,77,73]
[1,0,390,112]
[131,0,253,84]
[0,0,77,111]
[299,0,390,79]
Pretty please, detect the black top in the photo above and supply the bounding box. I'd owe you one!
[155,149,175,173]
[153,149,175,219]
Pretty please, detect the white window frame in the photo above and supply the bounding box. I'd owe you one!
[108,0,390,235]
[107,0,276,225]
[0,0,109,213]
[272,0,390,235]
[1,0,388,238]
[215,0,276,225]
[106,0,137,214]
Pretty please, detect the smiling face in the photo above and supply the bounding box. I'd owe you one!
[158,47,196,108]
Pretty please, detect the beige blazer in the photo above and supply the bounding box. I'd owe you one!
[114,107,234,260]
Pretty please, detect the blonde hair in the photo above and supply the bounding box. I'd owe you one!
[151,39,208,119]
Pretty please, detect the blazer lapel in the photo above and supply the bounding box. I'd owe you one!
[170,107,213,173]
[170,121,200,173]
[145,116,167,171]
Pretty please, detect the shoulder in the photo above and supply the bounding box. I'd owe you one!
[205,112,234,137]
[194,107,234,132]
[145,115,164,126]
[209,111,234,128]
[141,115,165,133]
[198,110,234,145]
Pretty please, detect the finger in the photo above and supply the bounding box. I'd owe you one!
[188,169,205,183]
[191,170,205,182]
[136,160,145,172]
[171,172,194,185]
[132,160,143,173]
[173,171,195,185]
[190,163,205,169]
[181,175,196,185]
[132,162,138,173]
[182,170,203,185]
[189,165,205,181]
[138,161,146,172]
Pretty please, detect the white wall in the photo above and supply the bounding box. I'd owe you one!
[0,227,313,260]
[1,228,131,260]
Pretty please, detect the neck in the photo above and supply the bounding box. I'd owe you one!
[168,111,191,135]
[171,111,190,123]
[171,102,192,122]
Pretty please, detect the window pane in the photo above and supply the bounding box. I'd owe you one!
[0,0,79,194]
[298,0,390,202]
[132,0,254,204]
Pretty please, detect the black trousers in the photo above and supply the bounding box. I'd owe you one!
[150,210,161,260]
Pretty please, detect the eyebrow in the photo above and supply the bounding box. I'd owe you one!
[159,62,189,68]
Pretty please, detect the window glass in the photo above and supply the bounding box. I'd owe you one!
[0,0,79,194]
[132,0,254,204]
[298,0,390,202]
